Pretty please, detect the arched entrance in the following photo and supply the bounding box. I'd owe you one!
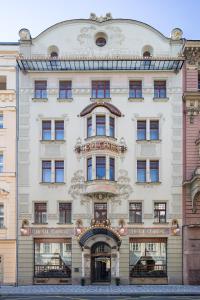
[91,242,111,283]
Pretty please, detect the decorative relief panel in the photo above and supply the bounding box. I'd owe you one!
[136,143,160,157]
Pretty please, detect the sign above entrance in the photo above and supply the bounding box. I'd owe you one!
[75,140,127,154]
[128,227,171,236]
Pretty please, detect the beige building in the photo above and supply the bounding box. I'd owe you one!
[17,15,184,285]
[0,43,18,285]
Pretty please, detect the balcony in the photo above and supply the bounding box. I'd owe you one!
[83,179,118,196]
[0,90,16,102]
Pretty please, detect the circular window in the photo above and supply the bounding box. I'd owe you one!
[96,37,106,47]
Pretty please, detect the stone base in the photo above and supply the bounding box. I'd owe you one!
[34,278,72,285]
[130,277,168,285]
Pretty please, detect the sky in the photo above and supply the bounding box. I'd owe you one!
[0,0,199,41]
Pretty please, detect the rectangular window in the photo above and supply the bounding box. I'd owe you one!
[109,157,115,181]
[34,203,47,224]
[0,113,3,129]
[94,203,107,221]
[34,238,72,279]
[198,73,200,90]
[109,117,115,138]
[87,117,92,138]
[87,157,92,181]
[129,203,142,223]
[55,120,64,140]
[59,81,72,99]
[0,76,6,90]
[92,81,110,98]
[35,80,47,99]
[55,161,64,183]
[129,81,142,98]
[150,120,159,140]
[0,154,3,173]
[154,80,166,98]
[42,161,51,183]
[154,203,166,223]
[137,160,146,182]
[0,204,4,228]
[150,160,159,182]
[96,115,106,136]
[129,238,167,278]
[96,156,106,179]
[42,121,51,140]
[59,203,72,224]
[137,121,146,140]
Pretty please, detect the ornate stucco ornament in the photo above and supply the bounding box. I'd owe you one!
[170,28,183,40]
[89,12,112,22]
[19,28,31,41]
[184,47,200,65]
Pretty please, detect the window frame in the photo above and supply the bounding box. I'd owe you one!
[55,160,64,183]
[129,202,142,224]
[96,156,106,180]
[55,120,64,141]
[154,80,166,98]
[42,120,51,141]
[150,160,159,182]
[154,202,167,223]
[129,80,142,98]
[137,160,146,182]
[42,160,51,183]
[94,203,107,221]
[0,204,4,228]
[34,202,47,224]
[92,80,110,99]
[34,80,47,99]
[96,115,106,136]
[59,202,72,224]
[59,80,72,99]
[0,153,3,173]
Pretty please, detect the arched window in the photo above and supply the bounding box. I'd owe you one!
[143,51,151,57]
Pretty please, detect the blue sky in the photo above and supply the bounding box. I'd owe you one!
[1,0,199,41]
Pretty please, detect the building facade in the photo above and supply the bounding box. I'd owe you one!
[17,15,184,285]
[183,41,200,284]
[0,43,18,285]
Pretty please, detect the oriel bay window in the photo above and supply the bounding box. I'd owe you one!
[55,161,64,183]
[154,203,166,223]
[59,203,72,224]
[109,117,115,137]
[92,80,110,98]
[87,156,115,181]
[129,80,142,98]
[154,80,166,98]
[129,238,167,278]
[129,203,142,223]
[59,80,72,99]
[34,203,47,224]
[96,115,106,136]
[109,157,115,180]
[34,238,72,279]
[87,157,92,181]
[87,117,92,138]
[96,156,106,179]
[86,115,115,138]
[35,80,47,99]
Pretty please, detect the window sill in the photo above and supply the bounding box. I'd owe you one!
[57,222,73,225]
[90,97,111,102]
[57,98,73,102]
[86,179,117,183]
[32,98,48,102]
[128,97,144,102]
[153,222,169,225]
[127,222,144,225]
[84,135,117,141]
[40,139,65,143]
[32,223,48,225]
[136,139,161,143]
[40,182,66,185]
[136,181,161,185]
[153,97,169,102]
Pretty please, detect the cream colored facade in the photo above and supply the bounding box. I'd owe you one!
[0,44,18,285]
[17,15,184,285]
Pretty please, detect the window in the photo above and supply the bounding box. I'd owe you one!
[96,115,106,136]
[129,238,167,278]
[59,81,72,99]
[50,52,58,58]
[129,81,142,98]
[96,156,106,179]
[137,160,146,182]
[87,157,92,181]
[35,81,47,99]
[92,81,110,98]
[34,238,71,279]
[143,51,151,57]
[0,204,4,228]
[129,203,142,223]
[198,72,200,90]
[0,76,6,90]
[154,81,166,98]
[109,117,115,137]
[42,161,51,183]
[55,161,64,183]
[150,160,159,182]
[137,121,146,140]
[42,121,51,140]
[94,203,107,221]
[87,117,92,138]
[0,154,3,173]
[96,37,106,47]
[109,157,115,181]
[0,113,3,129]
[154,203,166,223]
[34,203,47,224]
[55,121,64,140]
[59,203,71,224]
[150,121,159,140]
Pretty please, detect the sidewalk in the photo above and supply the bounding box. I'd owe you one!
[1,285,200,296]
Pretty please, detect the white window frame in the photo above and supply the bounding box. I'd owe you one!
[136,158,160,183]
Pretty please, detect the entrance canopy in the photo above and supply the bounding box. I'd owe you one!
[17,57,184,72]
[78,226,121,248]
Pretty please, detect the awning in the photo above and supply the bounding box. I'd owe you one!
[17,58,184,72]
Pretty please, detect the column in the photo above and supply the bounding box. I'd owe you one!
[116,249,120,278]
[81,248,85,278]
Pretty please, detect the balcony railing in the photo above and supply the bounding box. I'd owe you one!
[35,264,71,278]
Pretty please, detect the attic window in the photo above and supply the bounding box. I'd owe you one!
[96,37,106,47]
[50,52,58,58]
[143,51,151,58]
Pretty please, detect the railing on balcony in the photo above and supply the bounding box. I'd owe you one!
[34,264,71,278]
[130,264,167,278]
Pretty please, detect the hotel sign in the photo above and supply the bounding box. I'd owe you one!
[21,227,74,236]
[75,141,127,154]
[128,227,171,236]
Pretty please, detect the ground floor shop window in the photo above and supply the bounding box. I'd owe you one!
[129,238,167,278]
[34,238,71,278]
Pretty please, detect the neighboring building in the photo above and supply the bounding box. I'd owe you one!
[17,14,184,285]
[183,41,200,284]
[0,43,18,284]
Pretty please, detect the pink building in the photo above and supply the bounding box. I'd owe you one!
[183,41,200,284]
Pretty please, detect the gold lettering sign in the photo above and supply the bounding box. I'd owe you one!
[75,141,127,154]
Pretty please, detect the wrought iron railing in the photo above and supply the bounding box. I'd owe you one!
[34,264,71,278]
[130,264,167,278]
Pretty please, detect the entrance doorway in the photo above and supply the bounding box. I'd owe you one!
[0,256,3,284]
[91,242,111,283]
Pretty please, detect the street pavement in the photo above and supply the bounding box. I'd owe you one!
[2,296,200,300]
